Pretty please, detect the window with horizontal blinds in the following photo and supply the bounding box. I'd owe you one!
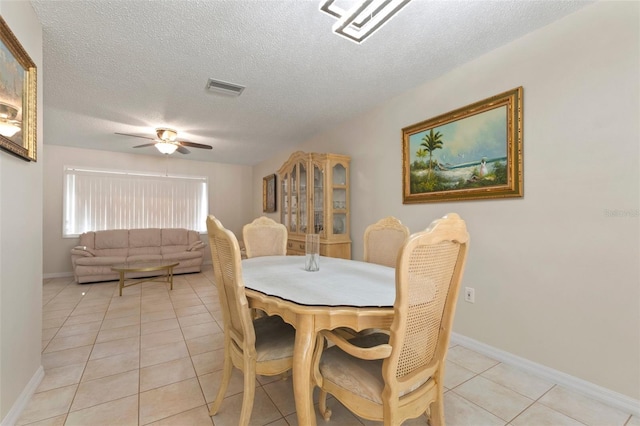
[63,167,208,237]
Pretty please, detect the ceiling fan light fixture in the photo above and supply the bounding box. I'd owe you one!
[156,128,178,141]
[156,142,178,155]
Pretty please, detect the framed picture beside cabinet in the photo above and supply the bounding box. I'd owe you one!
[263,173,277,213]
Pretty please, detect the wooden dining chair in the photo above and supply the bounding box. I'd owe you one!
[312,213,470,426]
[206,215,295,426]
[242,216,288,258]
[363,216,410,268]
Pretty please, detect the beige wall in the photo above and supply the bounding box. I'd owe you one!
[43,145,254,275]
[253,2,639,399]
[0,0,44,420]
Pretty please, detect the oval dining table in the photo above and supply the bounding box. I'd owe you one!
[241,255,396,426]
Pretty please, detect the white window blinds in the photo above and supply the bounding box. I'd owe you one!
[63,167,208,237]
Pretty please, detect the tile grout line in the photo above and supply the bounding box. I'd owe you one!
[53,279,99,424]
[138,281,143,426]
[178,275,214,425]
[66,281,116,423]
[534,384,596,426]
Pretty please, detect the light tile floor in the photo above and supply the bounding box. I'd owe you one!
[17,266,639,425]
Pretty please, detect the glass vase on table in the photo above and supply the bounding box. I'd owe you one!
[305,234,320,272]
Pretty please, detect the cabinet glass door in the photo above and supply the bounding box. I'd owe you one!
[313,164,324,235]
[291,165,297,233]
[332,163,347,235]
[299,163,307,234]
[280,172,289,229]
[333,163,346,185]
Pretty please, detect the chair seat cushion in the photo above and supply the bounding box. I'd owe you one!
[254,315,295,362]
[319,333,390,404]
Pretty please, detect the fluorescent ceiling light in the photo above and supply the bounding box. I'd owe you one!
[156,142,178,155]
[319,0,411,43]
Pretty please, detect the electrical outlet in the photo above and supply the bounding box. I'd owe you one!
[464,287,475,303]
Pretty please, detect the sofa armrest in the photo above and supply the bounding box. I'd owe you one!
[71,246,96,257]
[187,241,206,251]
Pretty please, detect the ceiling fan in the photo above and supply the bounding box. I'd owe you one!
[115,128,212,155]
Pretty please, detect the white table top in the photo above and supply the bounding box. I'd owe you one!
[242,255,395,307]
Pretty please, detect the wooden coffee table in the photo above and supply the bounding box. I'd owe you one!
[111,261,180,296]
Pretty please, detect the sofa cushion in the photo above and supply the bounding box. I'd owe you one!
[92,230,128,257]
[127,254,163,263]
[161,245,190,255]
[128,229,161,256]
[129,228,161,248]
[129,246,161,256]
[75,256,127,266]
[94,247,129,258]
[163,251,203,262]
[95,229,129,249]
[162,229,189,246]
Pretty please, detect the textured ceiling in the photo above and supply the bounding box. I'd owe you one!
[30,0,591,165]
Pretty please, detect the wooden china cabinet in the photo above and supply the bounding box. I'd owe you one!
[278,151,351,259]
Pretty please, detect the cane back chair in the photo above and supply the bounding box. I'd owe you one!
[206,216,295,426]
[312,213,470,425]
[363,216,410,268]
[242,216,288,258]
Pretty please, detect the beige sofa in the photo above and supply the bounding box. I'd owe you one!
[71,228,206,284]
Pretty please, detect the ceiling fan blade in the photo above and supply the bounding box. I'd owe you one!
[133,143,156,148]
[176,146,190,154]
[179,141,213,150]
[115,132,155,141]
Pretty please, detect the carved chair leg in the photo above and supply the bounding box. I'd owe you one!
[318,390,332,421]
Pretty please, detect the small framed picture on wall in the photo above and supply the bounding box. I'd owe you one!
[263,174,277,213]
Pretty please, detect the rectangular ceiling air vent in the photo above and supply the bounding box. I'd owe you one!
[205,78,245,96]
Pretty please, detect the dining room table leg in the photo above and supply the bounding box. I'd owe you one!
[292,314,317,426]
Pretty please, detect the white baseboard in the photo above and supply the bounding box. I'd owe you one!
[450,332,640,416]
[1,366,44,426]
[42,271,73,279]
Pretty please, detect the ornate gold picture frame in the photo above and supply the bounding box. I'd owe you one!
[402,87,523,203]
[0,16,37,162]
[263,174,277,213]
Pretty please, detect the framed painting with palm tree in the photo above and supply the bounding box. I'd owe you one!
[402,87,523,203]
